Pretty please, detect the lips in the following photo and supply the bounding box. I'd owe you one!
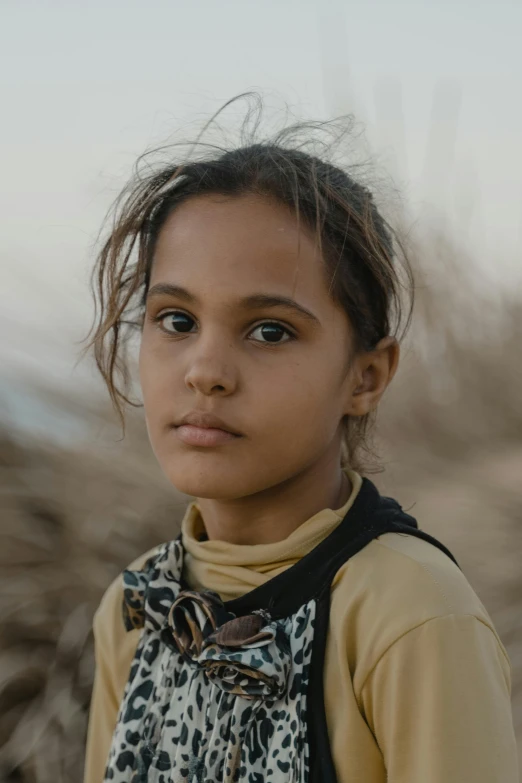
[173,411,242,447]
[175,411,242,436]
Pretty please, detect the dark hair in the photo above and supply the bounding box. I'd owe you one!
[86,95,414,473]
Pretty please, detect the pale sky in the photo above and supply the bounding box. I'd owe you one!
[1,0,521,407]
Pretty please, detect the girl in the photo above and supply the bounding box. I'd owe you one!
[84,102,518,783]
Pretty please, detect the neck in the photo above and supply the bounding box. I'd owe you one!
[196,454,352,546]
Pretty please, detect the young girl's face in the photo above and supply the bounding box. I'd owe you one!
[139,192,358,500]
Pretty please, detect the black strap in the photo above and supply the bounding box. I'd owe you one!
[306,482,459,783]
[225,478,458,621]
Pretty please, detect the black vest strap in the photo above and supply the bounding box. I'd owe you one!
[225,477,459,621]
[306,479,459,783]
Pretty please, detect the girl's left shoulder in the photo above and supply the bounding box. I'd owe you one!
[333,528,490,621]
[329,529,510,681]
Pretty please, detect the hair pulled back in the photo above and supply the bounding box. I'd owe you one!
[87,95,414,472]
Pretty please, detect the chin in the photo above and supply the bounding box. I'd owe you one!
[158,453,257,500]
[152,435,308,501]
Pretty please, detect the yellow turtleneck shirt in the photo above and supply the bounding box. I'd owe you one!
[85,470,518,782]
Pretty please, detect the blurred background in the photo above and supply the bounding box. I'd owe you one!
[1,1,521,780]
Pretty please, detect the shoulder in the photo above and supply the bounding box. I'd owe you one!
[88,546,163,715]
[93,547,161,681]
[332,529,491,620]
[94,547,159,633]
[329,530,507,684]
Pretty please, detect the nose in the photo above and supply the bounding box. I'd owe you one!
[184,339,238,397]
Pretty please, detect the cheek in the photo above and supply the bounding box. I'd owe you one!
[253,358,341,438]
[138,336,176,415]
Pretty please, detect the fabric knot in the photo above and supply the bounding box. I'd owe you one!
[198,623,291,700]
[122,555,292,703]
[167,590,291,700]
[168,589,233,663]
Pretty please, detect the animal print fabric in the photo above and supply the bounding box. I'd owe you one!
[104,540,316,783]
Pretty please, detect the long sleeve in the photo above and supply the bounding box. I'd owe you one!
[84,578,141,783]
[359,613,518,783]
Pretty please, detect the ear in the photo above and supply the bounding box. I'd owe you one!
[344,336,400,417]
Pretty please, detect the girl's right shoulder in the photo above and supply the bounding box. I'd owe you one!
[92,546,162,689]
[95,545,162,628]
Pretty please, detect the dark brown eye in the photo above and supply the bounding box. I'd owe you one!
[249,322,292,344]
[159,312,195,334]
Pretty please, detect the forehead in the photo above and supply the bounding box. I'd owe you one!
[151,193,332,305]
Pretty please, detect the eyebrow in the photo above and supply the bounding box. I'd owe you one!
[146,283,321,325]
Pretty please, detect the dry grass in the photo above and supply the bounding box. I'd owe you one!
[0,415,188,783]
[0,230,521,781]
